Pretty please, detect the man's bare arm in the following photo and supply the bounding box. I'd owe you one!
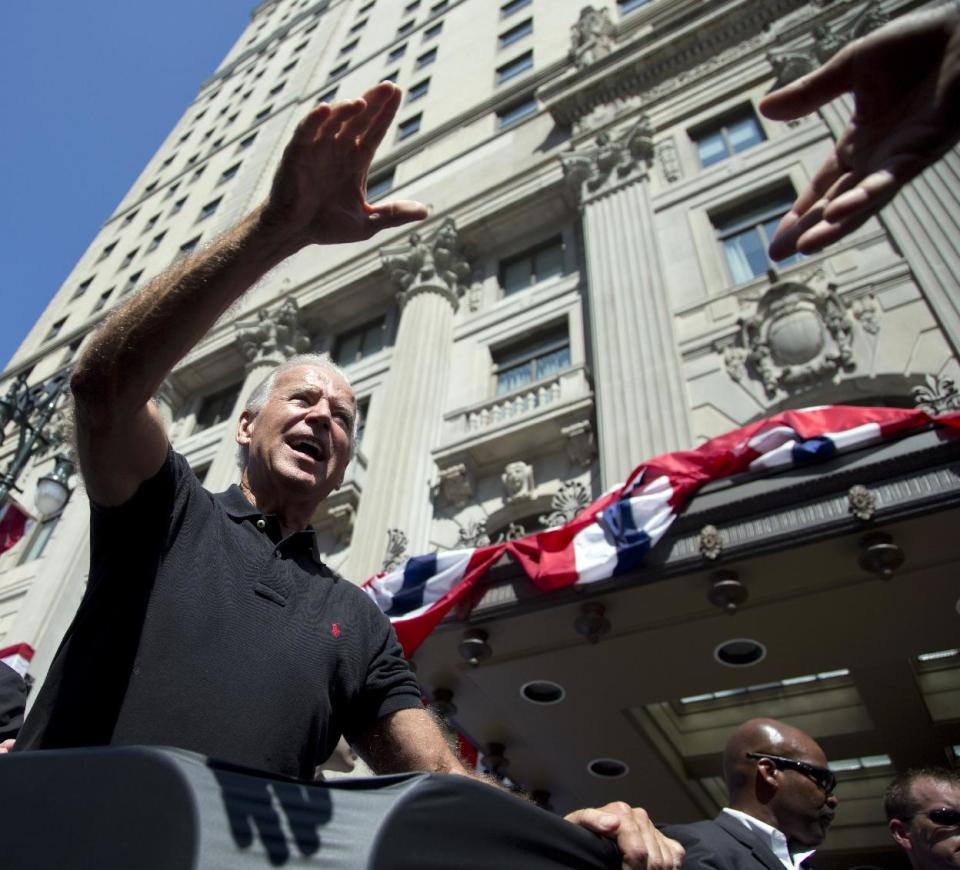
[70,83,427,506]
[355,708,685,869]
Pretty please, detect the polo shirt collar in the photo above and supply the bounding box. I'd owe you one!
[214,485,326,566]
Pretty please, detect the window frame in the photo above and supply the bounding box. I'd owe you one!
[492,324,572,397]
[496,50,533,85]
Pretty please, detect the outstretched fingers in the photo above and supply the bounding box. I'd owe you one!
[760,44,854,121]
[365,199,429,234]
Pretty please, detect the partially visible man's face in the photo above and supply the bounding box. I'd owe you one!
[893,778,960,870]
[238,365,355,504]
[770,741,839,849]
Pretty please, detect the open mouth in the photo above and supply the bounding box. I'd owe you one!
[290,438,325,462]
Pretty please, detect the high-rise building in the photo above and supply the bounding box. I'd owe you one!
[1,1,958,865]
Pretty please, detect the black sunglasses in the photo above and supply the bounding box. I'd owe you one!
[746,752,837,794]
[904,808,960,827]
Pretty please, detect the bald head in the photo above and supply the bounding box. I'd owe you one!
[724,718,824,800]
[722,718,837,848]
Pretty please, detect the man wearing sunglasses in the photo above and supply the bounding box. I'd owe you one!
[664,718,838,870]
[886,767,960,870]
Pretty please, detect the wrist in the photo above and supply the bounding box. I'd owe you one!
[247,202,312,266]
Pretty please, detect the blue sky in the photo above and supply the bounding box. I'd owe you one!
[0,2,251,368]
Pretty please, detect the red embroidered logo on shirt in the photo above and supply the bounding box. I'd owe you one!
[331,623,341,639]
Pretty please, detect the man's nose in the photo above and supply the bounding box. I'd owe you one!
[304,398,332,427]
[826,792,839,808]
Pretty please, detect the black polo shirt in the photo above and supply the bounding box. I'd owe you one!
[17,448,422,779]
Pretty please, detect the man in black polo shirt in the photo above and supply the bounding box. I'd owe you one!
[12,84,683,868]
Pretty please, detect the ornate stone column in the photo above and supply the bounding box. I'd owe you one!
[202,297,310,492]
[562,118,692,488]
[343,219,470,581]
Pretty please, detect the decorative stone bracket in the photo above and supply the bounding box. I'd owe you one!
[562,420,596,468]
[560,115,655,202]
[436,462,475,510]
[380,218,471,313]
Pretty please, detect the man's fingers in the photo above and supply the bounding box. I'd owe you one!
[759,45,854,120]
[358,88,404,155]
[563,807,621,833]
[0,738,15,753]
[365,200,429,233]
[317,98,367,139]
[294,104,333,145]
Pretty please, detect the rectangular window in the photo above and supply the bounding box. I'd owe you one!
[408,78,430,102]
[367,169,394,201]
[238,133,258,151]
[493,325,571,395]
[423,21,443,41]
[92,288,114,313]
[219,163,241,184]
[119,248,139,269]
[618,0,650,14]
[190,165,206,184]
[713,188,802,284]
[351,18,368,33]
[694,109,765,169]
[162,154,177,166]
[121,209,139,226]
[388,43,407,62]
[254,105,273,121]
[397,20,414,37]
[144,180,158,193]
[329,61,349,79]
[358,0,375,12]
[496,50,533,85]
[283,60,298,74]
[500,0,532,17]
[194,381,243,430]
[397,114,422,141]
[404,0,420,11]
[96,242,117,262]
[499,18,532,49]
[294,41,309,53]
[500,236,563,295]
[430,0,448,14]
[164,182,180,200]
[146,231,166,253]
[170,196,187,216]
[340,38,359,55]
[335,317,387,365]
[143,213,160,234]
[317,87,338,104]
[44,317,67,343]
[72,277,94,300]
[179,236,202,258]
[269,81,286,96]
[123,270,143,294]
[382,70,399,83]
[416,47,437,69]
[198,198,222,221]
[496,94,537,129]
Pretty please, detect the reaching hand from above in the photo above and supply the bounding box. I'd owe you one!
[565,802,685,870]
[760,2,960,260]
[264,81,428,248]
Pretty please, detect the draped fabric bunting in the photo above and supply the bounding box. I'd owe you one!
[363,406,960,656]
[0,499,33,556]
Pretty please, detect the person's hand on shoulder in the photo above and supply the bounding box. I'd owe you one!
[263,81,428,247]
[565,801,685,869]
[760,2,960,259]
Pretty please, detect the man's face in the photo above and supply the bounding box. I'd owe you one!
[892,778,960,870]
[238,365,355,505]
[768,743,839,849]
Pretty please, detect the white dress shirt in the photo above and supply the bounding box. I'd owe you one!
[722,808,816,870]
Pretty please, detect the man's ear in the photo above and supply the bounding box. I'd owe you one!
[889,818,912,852]
[237,410,255,447]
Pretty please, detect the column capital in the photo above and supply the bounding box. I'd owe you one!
[380,218,471,313]
[560,115,655,203]
[233,297,311,372]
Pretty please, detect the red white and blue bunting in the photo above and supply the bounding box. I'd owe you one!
[363,406,960,656]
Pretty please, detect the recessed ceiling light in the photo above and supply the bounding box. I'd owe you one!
[587,758,628,778]
[520,680,565,705]
[714,638,766,667]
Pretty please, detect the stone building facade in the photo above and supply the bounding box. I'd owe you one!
[1,1,958,865]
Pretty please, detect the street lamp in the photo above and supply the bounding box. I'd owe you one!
[0,369,74,518]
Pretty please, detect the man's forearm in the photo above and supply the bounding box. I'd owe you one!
[71,203,300,414]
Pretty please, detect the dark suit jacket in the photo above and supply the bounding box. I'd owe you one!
[0,660,26,741]
[664,812,802,870]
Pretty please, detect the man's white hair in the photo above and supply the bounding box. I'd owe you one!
[235,353,360,470]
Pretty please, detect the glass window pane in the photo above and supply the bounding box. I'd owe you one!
[697,131,727,168]
[723,229,768,283]
[728,117,763,153]
[497,362,533,395]
[535,345,570,381]
[534,241,563,281]
[337,333,362,363]
[361,321,385,356]
[502,258,532,295]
